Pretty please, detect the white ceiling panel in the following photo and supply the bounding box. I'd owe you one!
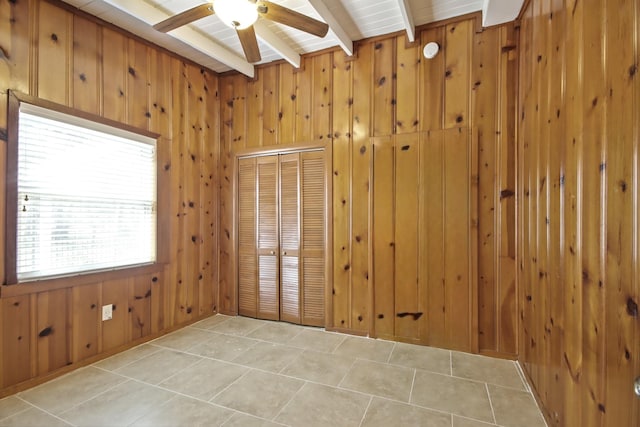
[60,0,516,76]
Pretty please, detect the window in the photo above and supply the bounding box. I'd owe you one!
[7,93,160,282]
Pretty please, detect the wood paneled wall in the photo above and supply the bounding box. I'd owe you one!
[518,0,640,425]
[0,0,219,392]
[218,15,519,355]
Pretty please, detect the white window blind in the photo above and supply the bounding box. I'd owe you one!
[17,103,157,281]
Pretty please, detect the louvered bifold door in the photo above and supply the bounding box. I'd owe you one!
[279,153,301,324]
[238,158,258,317]
[300,151,326,326]
[256,156,279,320]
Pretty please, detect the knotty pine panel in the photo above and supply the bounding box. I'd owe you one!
[371,137,394,338]
[217,16,517,353]
[101,28,127,123]
[0,0,219,393]
[37,1,71,105]
[331,51,352,330]
[518,0,640,425]
[72,16,100,115]
[395,38,419,135]
[394,134,421,341]
[101,279,130,352]
[36,289,71,375]
[71,283,101,362]
[1,296,31,388]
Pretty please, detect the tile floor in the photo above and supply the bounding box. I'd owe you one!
[0,315,547,427]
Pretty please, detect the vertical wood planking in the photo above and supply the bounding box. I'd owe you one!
[561,0,583,424]
[218,76,235,314]
[497,23,518,356]
[295,59,312,143]
[372,39,394,136]
[444,20,472,128]
[604,0,638,424]
[331,51,352,329]
[72,16,99,115]
[37,1,71,105]
[312,54,332,142]
[394,134,420,340]
[101,279,130,351]
[1,296,31,388]
[130,275,152,340]
[246,71,263,148]
[36,289,71,375]
[350,41,373,332]
[0,0,221,391]
[199,68,218,315]
[395,38,419,134]
[126,40,150,130]
[473,26,499,352]
[71,284,100,362]
[422,130,446,347]
[262,66,278,146]
[371,137,394,337]
[420,27,445,131]
[519,0,640,424]
[101,28,127,123]
[1,296,35,387]
[278,63,296,144]
[581,0,607,423]
[443,127,472,351]
[545,1,564,422]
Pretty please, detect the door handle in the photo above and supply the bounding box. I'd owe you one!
[635,377,640,398]
[270,250,275,255]
[282,251,287,256]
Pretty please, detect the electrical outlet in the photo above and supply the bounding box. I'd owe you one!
[102,304,113,321]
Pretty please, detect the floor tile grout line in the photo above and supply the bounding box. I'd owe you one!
[454,413,501,426]
[93,344,164,372]
[357,395,374,427]
[336,358,359,389]
[207,367,255,403]
[10,395,77,427]
[0,396,36,423]
[25,376,133,425]
[386,342,397,363]
[269,380,307,422]
[485,382,498,425]
[450,350,453,376]
[407,368,417,404]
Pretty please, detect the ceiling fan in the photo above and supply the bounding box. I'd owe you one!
[153,0,329,64]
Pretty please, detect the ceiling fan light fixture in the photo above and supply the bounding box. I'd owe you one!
[213,0,259,30]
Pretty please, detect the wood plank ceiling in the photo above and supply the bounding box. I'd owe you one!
[59,0,522,77]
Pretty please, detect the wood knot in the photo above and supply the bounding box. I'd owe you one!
[627,297,638,317]
[39,327,53,338]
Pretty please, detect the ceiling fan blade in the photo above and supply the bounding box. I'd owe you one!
[257,1,329,38]
[237,26,261,63]
[153,4,214,33]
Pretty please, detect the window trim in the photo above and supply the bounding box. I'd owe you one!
[4,91,169,288]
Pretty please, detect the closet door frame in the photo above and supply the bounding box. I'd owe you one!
[232,141,333,327]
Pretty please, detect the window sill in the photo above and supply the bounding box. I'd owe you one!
[0,262,167,298]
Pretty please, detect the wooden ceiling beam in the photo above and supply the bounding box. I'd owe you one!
[253,20,301,68]
[102,0,255,77]
[306,0,353,56]
[396,0,415,42]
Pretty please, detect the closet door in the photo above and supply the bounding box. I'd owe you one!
[279,154,301,323]
[300,151,325,326]
[237,157,258,317]
[256,156,279,320]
